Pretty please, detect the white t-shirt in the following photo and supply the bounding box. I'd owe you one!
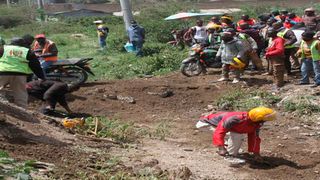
[192,26,207,42]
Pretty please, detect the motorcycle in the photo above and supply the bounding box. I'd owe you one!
[43,58,94,85]
[180,44,221,77]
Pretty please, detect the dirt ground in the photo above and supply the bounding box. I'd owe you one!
[1,69,320,179]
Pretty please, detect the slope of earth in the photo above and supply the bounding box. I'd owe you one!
[69,71,320,179]
[1,70,320,179]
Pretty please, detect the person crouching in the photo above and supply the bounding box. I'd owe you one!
[200,107,276,161]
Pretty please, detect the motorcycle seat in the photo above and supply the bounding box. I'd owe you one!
[50,58,86,66]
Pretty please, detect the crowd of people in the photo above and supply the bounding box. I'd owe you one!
[185,8,320,89]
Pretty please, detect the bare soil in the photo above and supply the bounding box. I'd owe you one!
[1,69,319,179]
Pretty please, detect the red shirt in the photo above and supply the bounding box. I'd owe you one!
[266,37,285,58]
[208,112,262,154]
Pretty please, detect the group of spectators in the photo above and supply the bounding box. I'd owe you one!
[186,8,320,89]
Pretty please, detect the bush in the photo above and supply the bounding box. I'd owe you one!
[0,5,35,28]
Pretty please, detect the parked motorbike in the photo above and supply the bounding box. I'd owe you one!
[43,58,94,85]
[180,44,221,77]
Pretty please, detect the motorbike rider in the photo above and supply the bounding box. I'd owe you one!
[200,107,276,161]
[206,16,221,29]
[220,14,236,30]
[32,34,58,71]
[0,37,45,108]
[215,28,245,83]
[201,24,221,48]
[26,80,79,115]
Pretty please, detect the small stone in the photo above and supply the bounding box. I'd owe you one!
[183,148,193,152]
[314,171,319,174]
[281,136,288,140]
[289,126,300,130]
[207,105,214,111]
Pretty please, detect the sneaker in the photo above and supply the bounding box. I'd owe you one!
[232,78,240,83]
[217,77,229,82]
[295,82,310,85]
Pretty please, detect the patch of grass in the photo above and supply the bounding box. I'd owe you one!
[78,117,141,143]
[283,96,320,115]
[153,120,171,140]
[0,150,36,179]
[216,88,281,111]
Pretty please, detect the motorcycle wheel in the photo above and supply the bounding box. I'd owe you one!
[50,67,88,85]
[180,59,203,77]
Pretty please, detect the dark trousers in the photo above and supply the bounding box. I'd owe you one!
[284,48,296,74]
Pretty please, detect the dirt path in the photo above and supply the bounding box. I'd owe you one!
[1,71,320,179]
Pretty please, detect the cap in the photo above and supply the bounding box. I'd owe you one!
[94,20,103,24]
[35,34,46,39]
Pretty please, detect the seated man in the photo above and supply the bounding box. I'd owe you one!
[32,34,58,71]
[26,80,79,115]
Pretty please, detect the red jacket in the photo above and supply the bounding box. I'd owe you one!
[266,37,285,58]
[203,112,262,154]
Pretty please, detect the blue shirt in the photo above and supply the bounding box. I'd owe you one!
[127,24,145,42]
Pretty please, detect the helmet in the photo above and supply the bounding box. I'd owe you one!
[221,14,233,21]
[230,57,246,69]
[93,20,103,24]
[249,107,276,122]
[207,24,222,31]
[35,34,46,39]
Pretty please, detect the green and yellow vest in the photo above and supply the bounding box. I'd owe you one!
[0,45,32,74]
[301,40,320,61]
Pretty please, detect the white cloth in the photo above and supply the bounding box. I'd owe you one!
[192,26,207,42]
[292,29,304,47]
[226,132,245,156]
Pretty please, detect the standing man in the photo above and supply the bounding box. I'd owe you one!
[94,20,109,50]
[127,20,145,57]
[215,28,246,83]
[32,34,58,71]
[0,37,45,108]
[273,22,297,75]
[296,31,320,87]
[265,28,286,88]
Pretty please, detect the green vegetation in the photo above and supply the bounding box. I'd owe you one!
[216,88,281,111]
[0,150,36,179]
[283,95,320,115]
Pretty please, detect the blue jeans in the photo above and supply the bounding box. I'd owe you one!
[300,58,320,85]
[99,36,107,48]
[132,40,143,57]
